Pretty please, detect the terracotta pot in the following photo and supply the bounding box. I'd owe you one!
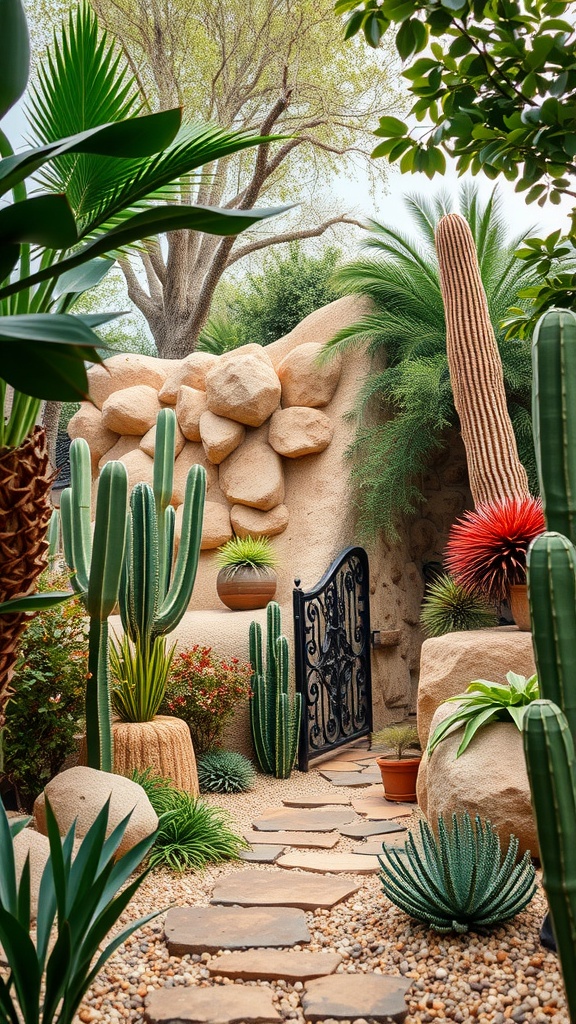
[509,583,531,631]
[79,715,199,794]
[376,756,421,803]
[216,565,277,611]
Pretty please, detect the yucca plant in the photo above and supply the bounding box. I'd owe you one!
[379,812,536,934]
[197,750,256,793]
[0,793,159,1024]
[428,671,540,758]
[215,535,279,577]
[110,633,176,723]
[420,574,497,638]
[446,496,545,604]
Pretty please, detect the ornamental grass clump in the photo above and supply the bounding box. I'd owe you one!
[162,646,252,756]
[420,574,497,638]
[197,750,256,793]
[428,671,539,758]
[379,812,536,934]
[215,535,279,576]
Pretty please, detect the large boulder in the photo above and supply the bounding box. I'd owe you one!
[199,411,245,464]
[205,353,281,427]
[176,386,208,442]
[417,627,536,747]
[101,385,162,435]
[33,766,158,859]
[277,343,342,408]
[268,407,334,458]
[118,448,155,490]
[174,499,233,551]
[159,353,219,403]
[140,421,186,459]
[219,428,284,510]
[98,435,141,471]
[86,354,169,409]
[171,442,218,507]
[230,503,289,538]
[13,828,51,921]
[67,404,119,473]
[417,702,538,857]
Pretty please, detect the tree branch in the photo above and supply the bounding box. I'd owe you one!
[226,215,365,266]
[118,257,160,322]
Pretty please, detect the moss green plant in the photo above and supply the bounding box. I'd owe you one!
[420,574,497,638]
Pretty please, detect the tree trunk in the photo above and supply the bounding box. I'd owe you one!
[42,401,62,470]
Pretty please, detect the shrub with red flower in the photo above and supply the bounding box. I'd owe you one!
[161,645,253,756]
[445,496,545,604]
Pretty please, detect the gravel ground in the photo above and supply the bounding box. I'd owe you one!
[74,766,569,1024]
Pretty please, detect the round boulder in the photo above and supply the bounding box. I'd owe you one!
[199,411,245,464]
[205,353,281,427]
[33,766,158,859]
[174,499,233,551]
[417,702,538,857]
[140,421,186,459]
[159,352,219,403]
[67,403,119,472]
[219,428,284,510]
[230,503,289,538]
[268,406,334,458]
[87,354,168,409]
[101,385,162,435]
[13,828,51,921]
[277,343,342,408]
[176,385,208,442]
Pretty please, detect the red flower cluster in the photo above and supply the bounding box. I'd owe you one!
[445,495,545,604]
[163,645,253,756]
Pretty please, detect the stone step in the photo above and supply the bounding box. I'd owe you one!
[145,985,280,1024]
[339,819,407,839]
[319,771,374,787]
[302,974,412,1022]
[164,905,310,955]
[276,851,379,874]
[252,806,358,832]
[317,758,365,771]
[352,796,413,820]
[281,794,352,807]
[353,835,407,855]
[243,829,339,849]
[239,844,285,863]
[211,868,360,911]
[207,949,342,983]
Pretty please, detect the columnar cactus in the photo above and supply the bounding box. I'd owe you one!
[249,601,301,778]
[435,213,529,506]
[524,307,576,1017]
[59,438,128,770]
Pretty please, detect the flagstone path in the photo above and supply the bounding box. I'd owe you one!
[145,743,416,1023]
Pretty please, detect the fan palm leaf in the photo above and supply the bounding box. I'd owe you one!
[323,185,550,538]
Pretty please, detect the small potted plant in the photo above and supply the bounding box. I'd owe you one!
[445,495,545,630]
[372,724,421,803]
[215,535,279,610]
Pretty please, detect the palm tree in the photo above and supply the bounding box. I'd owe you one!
[0,0,285,729]
[322,185,544,540]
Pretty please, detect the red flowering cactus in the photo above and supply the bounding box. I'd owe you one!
[162,645,252,755]
[445,496,545,604]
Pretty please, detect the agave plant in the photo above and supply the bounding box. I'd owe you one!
[197,750,256,793]
[215,535,279,577]
[428,671,540,758]
[379,812,536,934]
[420,574,497,638]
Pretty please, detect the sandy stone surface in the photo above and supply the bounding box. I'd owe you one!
[276,852,380,875]
[219,428,284,510]
[101,385,162,435]
[277,343,342,408]
[145,984,281,1023]
[211,870,361,911]
[176,386,208,442]
[205,353,281,427]
[199,411,245,464]
[67,404,119,471]
[207,950,342,983]
[230,503,289,538]
[302,973,412,1022]
[165,906,311,955]
[268,407,334,458]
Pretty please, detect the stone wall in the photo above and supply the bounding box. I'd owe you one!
[69,297,472,752]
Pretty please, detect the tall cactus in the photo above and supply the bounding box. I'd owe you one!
[60,438,128,770]
[249,601,301,778]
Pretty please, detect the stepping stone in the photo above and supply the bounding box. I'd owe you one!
[339,819,407,839]
[277,851,379,875]
[320,771,374,787]
[164,906,310,955]
[211,869,360,911]
[207,949,342,982]
[243,830,339,849]
[358,783,391,798]
[352,796,413,820]
[282,794,351,807]
[145,985,280,1024]
[239,845,285,863]
[353,835,407,855]
[302,974,412,1022]
[252,806,358,832]
[358,768,383,782]
[318,758,365,771]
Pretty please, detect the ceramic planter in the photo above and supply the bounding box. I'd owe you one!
[376,755,421,803]
[509,583,531,631]
[216,565,277,611]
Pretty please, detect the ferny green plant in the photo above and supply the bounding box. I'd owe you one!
[420,574,497,638]
[197,750,256,794]
[379,812,536,934]
[0,794,159,1024]
[428,672,540,758]
[249,601,301,779]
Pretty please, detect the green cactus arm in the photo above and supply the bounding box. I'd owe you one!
[59,487,87,597]
[249,620,263,677]
[276,635,289,696]
[289,693,303,772]
[153,408,177,591]
[47,508,60,565]
[532,308,576,544]
[121,483,160,644]
[266,601,281,686]
[85,617,113,771]
[275,692,291,779]
[118,510,132,637]
[162,503,176,595]
[68,437,93,590]
[524,699,576,1021]
[86,461,128,621]
[154,464,206,636]
[528,531,576,745]
[250,672,274,774]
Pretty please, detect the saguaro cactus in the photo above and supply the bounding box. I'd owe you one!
[60,439,128,770]
[435,213,529,506]
[249,601,301,778]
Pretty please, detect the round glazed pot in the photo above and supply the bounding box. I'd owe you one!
[216,565,277,611]
[376,756,421,803]
[509,583,531,631]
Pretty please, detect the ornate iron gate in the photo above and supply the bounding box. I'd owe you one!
[293,546,372,770]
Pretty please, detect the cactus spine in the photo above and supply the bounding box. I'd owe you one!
[249,601,301,778]
[60,438,128,770]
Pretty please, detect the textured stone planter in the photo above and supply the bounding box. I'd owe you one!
[376,756,421,803]
[509,583,531,631]
[112,716,199,794]
[216,566,277,611]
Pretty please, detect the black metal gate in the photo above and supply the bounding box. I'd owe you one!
[293,546,372,771]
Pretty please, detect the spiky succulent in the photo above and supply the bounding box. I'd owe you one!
[198,750,256,793]
[379,812,536,934]
[215,535,278,576]
[420,574,497,637]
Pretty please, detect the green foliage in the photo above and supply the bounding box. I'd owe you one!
[197,750,256,794]
[420,574,497,638]
[323,185,541,538]
[4,572,87,810]
[379,812,536,934]
[249,602,301,778]
[428,672,540,758]
[161,645,253,757]
[110,634,175,723]
[132,769,247,871]
[335,0,576,331]
[371,724,420,759]
[216,535,279,575]
[0,794,158,1024]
